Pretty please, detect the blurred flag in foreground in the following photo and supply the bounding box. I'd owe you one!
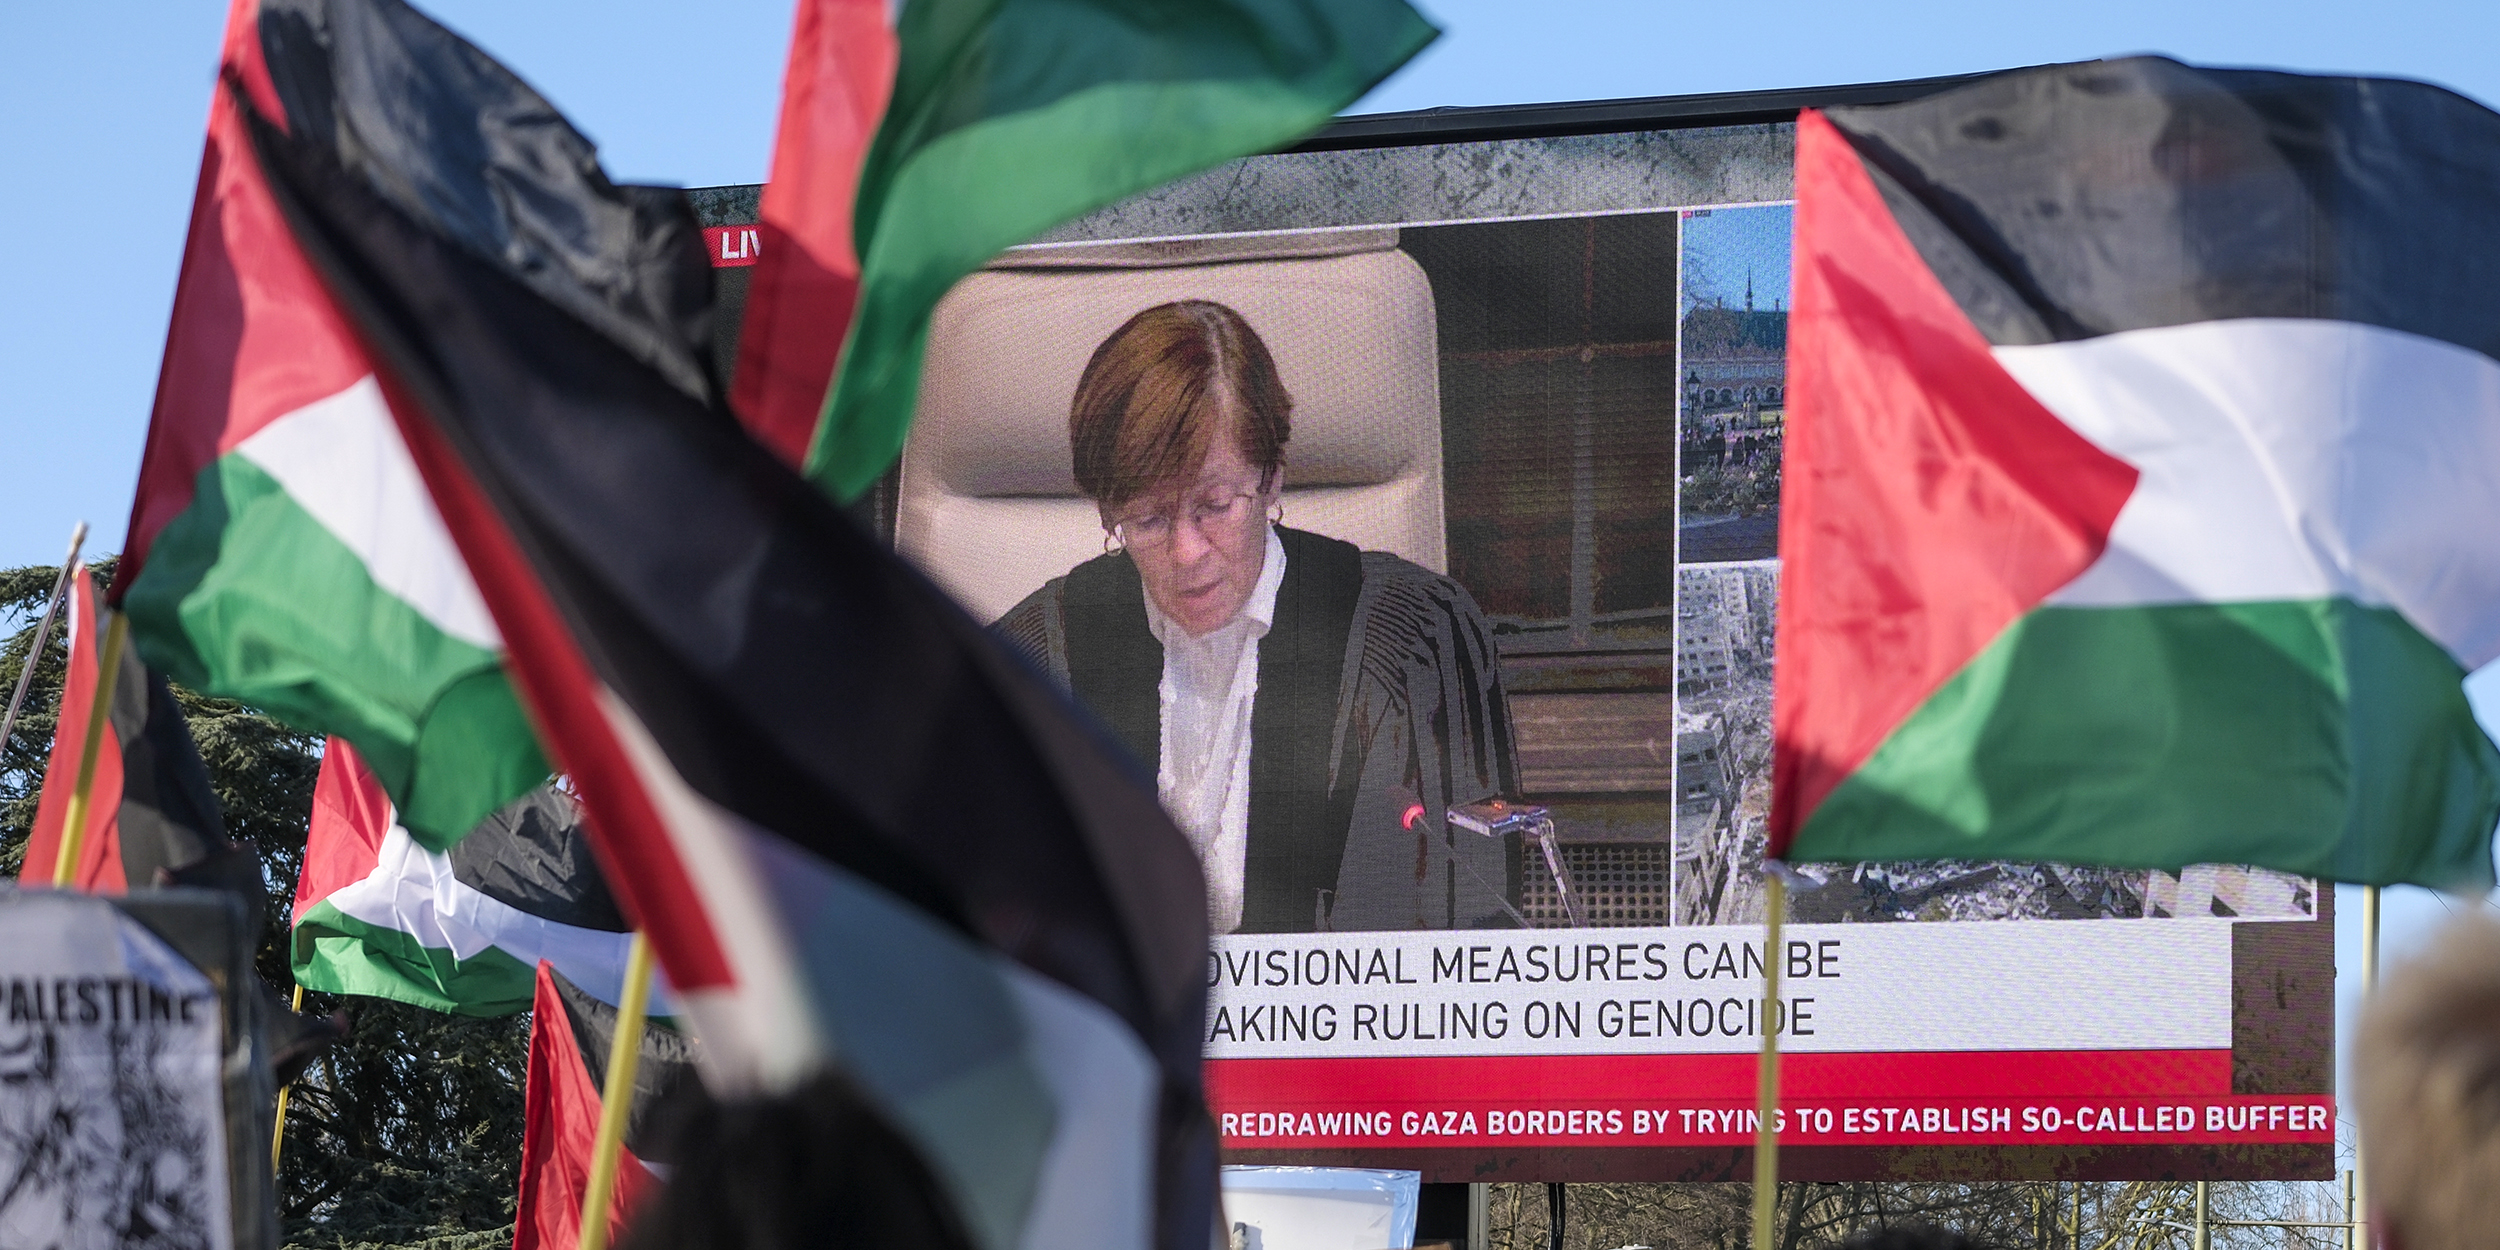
[291,739,648,1016]
[784,0,1438,499]
[1773,58,2500,887]
[112,0,547,849]
[23,567,254,899]
[513,963,699,1250]
[726,0,895,465]
[228,1,1219,1246]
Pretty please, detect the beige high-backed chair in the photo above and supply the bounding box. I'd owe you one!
[895,228,1445,624]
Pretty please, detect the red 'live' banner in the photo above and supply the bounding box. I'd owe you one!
[704,225,760,268]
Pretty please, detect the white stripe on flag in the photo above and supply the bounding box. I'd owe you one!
[594,685,823,1092]
[1003,965,1155,1250]
[320,820,667,1010]
[1998,318,2500,670]
[232,375,502,649]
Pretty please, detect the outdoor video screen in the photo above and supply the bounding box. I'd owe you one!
[705,114,2334,1184]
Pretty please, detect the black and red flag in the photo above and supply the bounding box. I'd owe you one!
[217,2,1215,1247]
[23,567,259,904]
[514,963,699,1250]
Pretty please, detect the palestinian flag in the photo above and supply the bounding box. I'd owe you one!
[291,738,650,1016]
[514,962,698,1250]
[1773,57,2500,888]
[237,2,1217,1247]
[22,568,253,898]
[113,0,549,849]
[802,0,1437,500]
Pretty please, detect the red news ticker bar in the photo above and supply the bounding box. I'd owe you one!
[704,225,760,268]
[1207,1051,2334,1149]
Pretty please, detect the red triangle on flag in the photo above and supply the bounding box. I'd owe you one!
[514,962,660,1250]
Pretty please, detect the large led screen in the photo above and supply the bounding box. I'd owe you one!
[695,103,2335,1184]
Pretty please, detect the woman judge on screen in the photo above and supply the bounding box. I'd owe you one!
[995,300,1521,935]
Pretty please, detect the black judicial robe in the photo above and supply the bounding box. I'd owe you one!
[995,527,1522,932]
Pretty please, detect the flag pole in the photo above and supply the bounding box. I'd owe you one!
[578,932,654,1250]
[1751,863,1788,1249]
[272,982,306,1171]
[2353,884,2381,1248]
[53,611,130,888]
[0,522,86,758]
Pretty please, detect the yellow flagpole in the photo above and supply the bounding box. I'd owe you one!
[53,612,130,888]
[578,932,654,1250]
[272,983,307,1172]
[1751,867,1788,1250]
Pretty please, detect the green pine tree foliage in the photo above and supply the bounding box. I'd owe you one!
[1,562,526,1249]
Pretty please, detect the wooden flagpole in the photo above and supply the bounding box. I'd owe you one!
[1751,865,1788,1249]
[578,931,655,1250]
[53,611,130,887]
[273,983,307,1171]
[0,522,86,757]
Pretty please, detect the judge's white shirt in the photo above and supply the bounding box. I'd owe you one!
[1145,525,1286,936]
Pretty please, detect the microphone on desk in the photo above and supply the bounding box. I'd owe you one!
[1447,799,1584,928]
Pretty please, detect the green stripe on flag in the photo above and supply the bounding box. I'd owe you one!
[291,900,540,1016]
[1792,599,2500,888]
[806,0,1437,501]
[123,452,547,848]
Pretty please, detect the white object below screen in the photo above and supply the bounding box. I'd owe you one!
[1221,1166,1420,1250]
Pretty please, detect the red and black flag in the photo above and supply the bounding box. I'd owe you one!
[223,2,1214,1247]
[23,567,258,904]
[514,962,698,1250]
[1776,58,2500,885]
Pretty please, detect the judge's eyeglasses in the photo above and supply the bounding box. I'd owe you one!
[1109,486,1264,552]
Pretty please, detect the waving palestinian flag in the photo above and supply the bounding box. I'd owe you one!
[798,0,1436,500]
[113,0,553,849]
[1773,58,2500,888]
[291,739,651,1016]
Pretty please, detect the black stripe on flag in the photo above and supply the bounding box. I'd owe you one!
[109,658,235,891]
[447,787,630,934]
[548,966,701,1163]
[95,634,268,924]
[254,0,718,405]
[1826,56,2500,360]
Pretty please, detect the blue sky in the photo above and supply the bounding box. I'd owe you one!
[8,0,2500,1170]
[1684,207,1795,316]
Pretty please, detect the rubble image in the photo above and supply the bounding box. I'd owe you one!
[1671,562,1774,924]
[1669,560,2317,927]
